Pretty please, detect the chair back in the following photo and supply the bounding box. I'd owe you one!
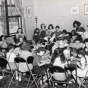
[49,66,67,81]
[49,66,66,74]
[27,56,34,64]
[0,57,8,68]
[0,57,16,71]
[14,57,30,73]
[14,57,26,63]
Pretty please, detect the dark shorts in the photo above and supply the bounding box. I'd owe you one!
[33,65,47,76]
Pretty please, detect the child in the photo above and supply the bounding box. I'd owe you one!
[6,44,16,70]
[33,28,40,44]
[6,44,17,80]
[39,23,47,40]
[77,27,88,40]
[70,48,80,64]
[72,48,88,88]
[52,40,59,54]
[33,47,50,86]
[33,47,49,75]
[0,35,8,48]
[70,38,85,49]
[63,36,70,47]
[55,25,61,39]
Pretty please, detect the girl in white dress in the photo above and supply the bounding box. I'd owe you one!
[72,48,88,87]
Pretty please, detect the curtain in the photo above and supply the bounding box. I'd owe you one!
[14,0,27,37]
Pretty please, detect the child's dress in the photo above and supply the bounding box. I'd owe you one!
[73,57,88,77]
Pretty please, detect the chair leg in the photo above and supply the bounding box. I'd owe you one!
[8,75,14,88]
[29,75,39,88]
[8,71,16,88]
[79,78,87,88]
[26,75,31,88]
[52,82,55,88]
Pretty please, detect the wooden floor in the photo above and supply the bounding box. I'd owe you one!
[1,80,86,88]
[1,75,88,88]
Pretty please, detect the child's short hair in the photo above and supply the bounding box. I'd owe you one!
[36,47,46,53]
[55,26,60,29]
[62,30,67,34]
[8,44,15,50]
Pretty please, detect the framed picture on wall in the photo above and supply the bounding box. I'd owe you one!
[84,4,88,15]
[71,6,79,14]
[26,6,32,17]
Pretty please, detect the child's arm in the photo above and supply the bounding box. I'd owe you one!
[37,62,46,66]
[38,59,51,66]
[41,59,51,63]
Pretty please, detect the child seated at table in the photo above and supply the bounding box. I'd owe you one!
[70,48,80,65]
[72,48,88,88]
[70,38,85,49]
[33,47,50,75]
[33,47,51,86]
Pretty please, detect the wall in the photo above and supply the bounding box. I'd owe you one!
[34,0,88,32]
[22,0,34,40]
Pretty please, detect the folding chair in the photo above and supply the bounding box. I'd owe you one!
[48,66,69,88]
[0,75,9,88]
[0,57,7,77]
[14,57,35,88]
[26,56,43,88]
[0,57,17,88]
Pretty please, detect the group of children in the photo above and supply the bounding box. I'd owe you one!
[0,21,88,88]
[32,22,88,88]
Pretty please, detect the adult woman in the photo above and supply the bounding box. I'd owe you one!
[0,35,8,48]
[39,23,47,39]
[16,28,25,43]
[47,24,56,42]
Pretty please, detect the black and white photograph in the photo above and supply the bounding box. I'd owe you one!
[0,0,88,88]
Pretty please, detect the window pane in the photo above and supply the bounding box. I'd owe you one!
[9,17,18,33]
